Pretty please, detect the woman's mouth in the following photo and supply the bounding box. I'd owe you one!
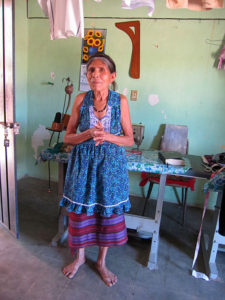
[91,80,102,84]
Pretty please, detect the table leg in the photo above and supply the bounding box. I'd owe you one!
[51,207,68,246]
[201,191,225,279]
[147,174,167,270]
[51,162,69,246]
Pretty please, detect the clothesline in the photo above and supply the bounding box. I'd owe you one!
[27,15,225,21]
[85,16,225,20]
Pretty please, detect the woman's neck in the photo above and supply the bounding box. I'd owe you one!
[93,89,109,103]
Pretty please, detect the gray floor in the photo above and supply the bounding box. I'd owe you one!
[0,177,225,300]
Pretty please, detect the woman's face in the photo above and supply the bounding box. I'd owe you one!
[86,59,116,92]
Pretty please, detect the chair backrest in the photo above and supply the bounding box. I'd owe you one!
[160,124,188,155]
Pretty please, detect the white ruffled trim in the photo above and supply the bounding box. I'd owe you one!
[63,195,129,208]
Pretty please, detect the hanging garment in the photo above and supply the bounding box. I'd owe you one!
[37,0,84,40]
[121,0,155,17]
[218,45,225,70]
[166,0,224,11]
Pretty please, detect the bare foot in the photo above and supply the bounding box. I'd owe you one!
[62,257,86,279]
[96,263,117,287]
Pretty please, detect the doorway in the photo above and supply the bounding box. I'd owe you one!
[0,0,19,238]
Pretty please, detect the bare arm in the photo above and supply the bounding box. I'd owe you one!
[93,94,134,147]
[64,93,102,144]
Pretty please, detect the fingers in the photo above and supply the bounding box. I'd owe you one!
[93,127,105,145]
[92,129,104,138]
[91,121,105,145]
[95,140,103,146]
[94,137,104,146]
[94,134,104,146]
[94,120,103,129]
[90,126,103,138]
[93,121,104,137]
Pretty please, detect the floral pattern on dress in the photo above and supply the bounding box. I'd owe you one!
[60,90,131,217]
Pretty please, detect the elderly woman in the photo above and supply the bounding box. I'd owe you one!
[60,53,134,287]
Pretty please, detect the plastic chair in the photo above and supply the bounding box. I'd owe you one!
[139,124,196,225]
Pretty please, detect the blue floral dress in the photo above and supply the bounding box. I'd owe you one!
[60,90,131,217]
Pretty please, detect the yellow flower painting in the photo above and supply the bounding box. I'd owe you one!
[81,28,107,64]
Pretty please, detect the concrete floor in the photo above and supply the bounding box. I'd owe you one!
[0,177,225,300]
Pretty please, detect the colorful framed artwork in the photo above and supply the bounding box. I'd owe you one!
[79,28,107,91]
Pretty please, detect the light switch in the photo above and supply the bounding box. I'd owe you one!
[130,90,138,101]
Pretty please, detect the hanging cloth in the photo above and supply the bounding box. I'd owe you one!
[121,0,155,17]
[37,0,84,40]
[166,0,224,11]
[218,45,225,70]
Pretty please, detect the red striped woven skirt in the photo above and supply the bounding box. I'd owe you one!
[68,212,128,253]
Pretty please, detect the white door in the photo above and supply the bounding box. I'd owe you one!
[0,0,19,238]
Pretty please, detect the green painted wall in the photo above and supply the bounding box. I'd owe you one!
[16,0,225,208]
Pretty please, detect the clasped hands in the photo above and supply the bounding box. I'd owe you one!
[90,121,107,146]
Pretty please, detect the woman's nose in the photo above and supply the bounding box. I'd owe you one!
[92,69,99,77]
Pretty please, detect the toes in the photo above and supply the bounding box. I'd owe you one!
[95,265,118,287]
[64,271,70,277]
[107,281,113,287]
[62,268,70,276]
[68,273,74,279]
[64,269,76,279]
[62,267,73,279]
[105,275,117,287]
[64,272,74,279]
[111,275,117,286]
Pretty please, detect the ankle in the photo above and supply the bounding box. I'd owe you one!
[96,261,105,268]
[76,255,85,262]
[75,249,85,263]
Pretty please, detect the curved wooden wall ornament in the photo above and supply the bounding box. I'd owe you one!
[115,21,140,79]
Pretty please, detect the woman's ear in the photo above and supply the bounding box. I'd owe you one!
[110,72,116,83]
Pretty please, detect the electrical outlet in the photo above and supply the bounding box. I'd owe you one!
[130,90,138,101]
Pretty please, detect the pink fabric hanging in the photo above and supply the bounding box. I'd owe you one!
[166,0,224,11]
[218,46,225,70]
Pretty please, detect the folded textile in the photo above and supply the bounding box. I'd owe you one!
[121,0,155,16]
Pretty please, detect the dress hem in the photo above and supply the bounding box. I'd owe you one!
[60,197,131,217]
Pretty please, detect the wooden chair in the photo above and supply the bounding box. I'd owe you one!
[139,124,196,225]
